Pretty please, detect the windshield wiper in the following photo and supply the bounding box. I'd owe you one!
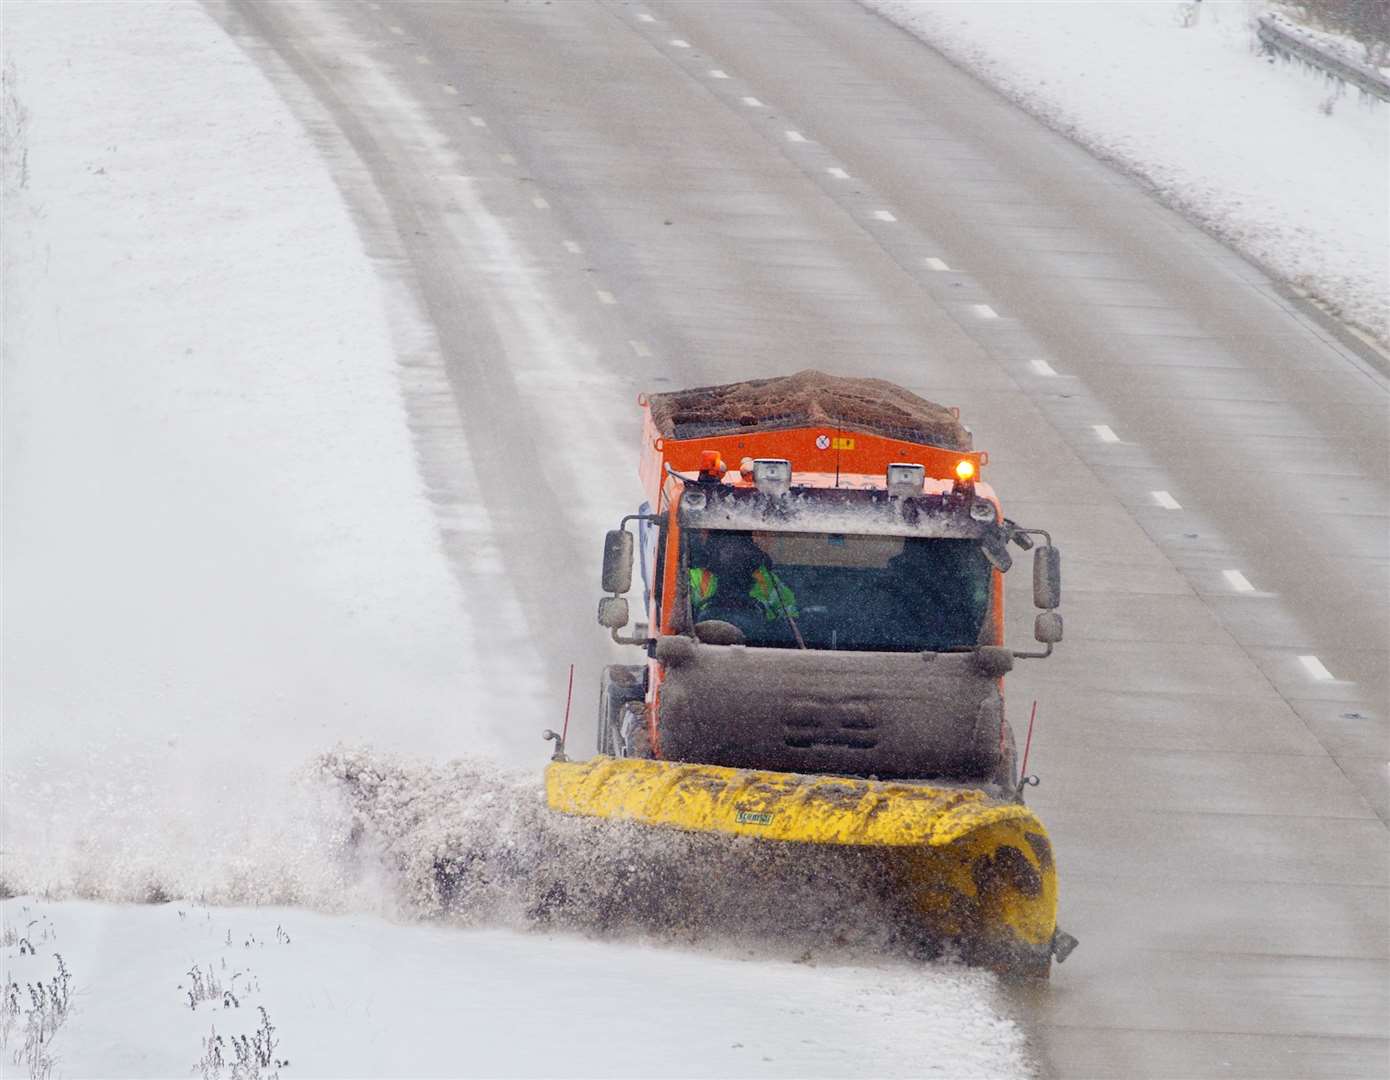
[760,564,807,650]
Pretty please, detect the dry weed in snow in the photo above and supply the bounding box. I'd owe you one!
[1,953,72,1080]
[195,1006,287,1080]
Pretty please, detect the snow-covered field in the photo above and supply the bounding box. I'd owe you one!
[1,3,1029,1076]
[864,0,1390,347]
[3,898,1029,1079]
[1,0,544,905]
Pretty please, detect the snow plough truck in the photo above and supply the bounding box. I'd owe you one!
[543,371,1077,975]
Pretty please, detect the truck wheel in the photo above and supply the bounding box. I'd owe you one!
[993,721,1019,793]
[597,682,617,756]
[597,665,645,757]
[620,701,652,759]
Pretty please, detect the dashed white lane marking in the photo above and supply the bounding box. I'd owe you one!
[671,39,691,48]
[924,257,951,271]
[442,85,458,95]
[416,55,432,65]
[709,69,729,79]
[637,13,655,22]
[970,304,999,320]
[389,25,404,35]
[498,153,516,165]
[873,210,897,222]
[826,167,850,179]
[596,290,617,305]
[532,197,550,209]
[563,240,583,254]
[1151,490,1182,510]
[1093,424,1120,443]
[1299,654,1335,681]
[741,96,764,107]
[629,340,653,358]
[469,116,487,128]
[1222,569,1256,593]
[1030,359,1058,377]
[785,131,807,143]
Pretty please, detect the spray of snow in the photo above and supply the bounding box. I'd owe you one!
[1,743,942,971]
[313,748,956,961]
[2,743,1039,1077]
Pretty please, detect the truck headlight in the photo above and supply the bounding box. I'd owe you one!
[886,463,926,498]
[752,459,791,497]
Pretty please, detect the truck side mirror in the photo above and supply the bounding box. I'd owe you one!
[1034,611,1063,644]
[601,530,634,594]
[1033,545,1061,609]
[597,596,629,629]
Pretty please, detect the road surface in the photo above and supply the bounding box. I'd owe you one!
[218,1,1390,1075]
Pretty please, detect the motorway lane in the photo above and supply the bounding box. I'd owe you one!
[225,1,1389,1075]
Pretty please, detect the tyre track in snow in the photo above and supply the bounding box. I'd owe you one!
[218,0,644,753]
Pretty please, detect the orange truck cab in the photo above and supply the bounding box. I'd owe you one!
[594,372,1062,793]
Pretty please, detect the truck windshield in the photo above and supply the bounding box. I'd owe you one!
[685,529,991,652]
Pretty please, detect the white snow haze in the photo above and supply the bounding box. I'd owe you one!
[1,3,1032,1077]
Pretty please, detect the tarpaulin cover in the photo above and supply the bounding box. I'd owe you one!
[647,370,972,450]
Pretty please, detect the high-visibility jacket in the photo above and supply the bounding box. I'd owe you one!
[689,567,718,613]
[689,566,799,622]
[749,567,799,621]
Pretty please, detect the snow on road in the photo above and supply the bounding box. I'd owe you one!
[865,0,1390,346]
[0,3,1028,1076]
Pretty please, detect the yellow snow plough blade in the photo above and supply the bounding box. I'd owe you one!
[546,755,1059,974]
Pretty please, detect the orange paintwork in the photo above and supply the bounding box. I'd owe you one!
[637,401,984,505]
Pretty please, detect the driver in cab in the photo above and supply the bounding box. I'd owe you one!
[689,531,799,628]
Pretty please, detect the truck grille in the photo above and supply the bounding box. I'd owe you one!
[783,703,879,751]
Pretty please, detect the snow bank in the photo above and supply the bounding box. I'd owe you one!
[0,0,544,904]
[863,0,1390,345]
[1,898,1030,1078]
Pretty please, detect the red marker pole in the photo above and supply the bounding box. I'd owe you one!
[560,663,575,747]
[1019,699,1038,779]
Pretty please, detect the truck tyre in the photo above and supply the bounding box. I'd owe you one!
[620,701,652,759]
[993,720,1019,794]
[597,665,646,756]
